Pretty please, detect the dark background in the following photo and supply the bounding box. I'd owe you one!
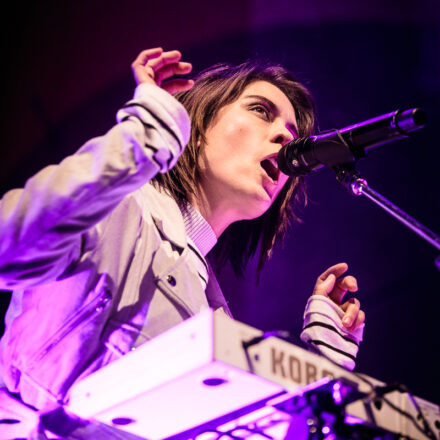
[1,1,439,404]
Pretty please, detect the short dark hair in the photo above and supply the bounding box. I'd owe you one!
[153,60,316,276]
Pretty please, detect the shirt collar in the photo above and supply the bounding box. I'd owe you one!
[180,202,217,256]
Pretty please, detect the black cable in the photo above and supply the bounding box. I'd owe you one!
[379,391,437,440]
[241,330,291,350]
[305,339,438,440]
[241,331,438,440]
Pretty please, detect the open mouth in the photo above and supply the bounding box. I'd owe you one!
[260,157,280,183]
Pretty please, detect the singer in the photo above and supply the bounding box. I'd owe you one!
[0,48,365,438]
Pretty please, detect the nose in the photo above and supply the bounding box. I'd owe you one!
[271,121,295,147]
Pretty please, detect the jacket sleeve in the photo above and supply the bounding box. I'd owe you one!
[0,83,190,290]
[300,295,364,371]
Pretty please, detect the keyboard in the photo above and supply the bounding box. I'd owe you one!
[66,309,440,440]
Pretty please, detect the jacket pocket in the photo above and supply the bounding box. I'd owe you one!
[152,246,211,323]
[26,274,113,369]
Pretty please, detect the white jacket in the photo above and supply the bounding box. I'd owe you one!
[0,83,362,438]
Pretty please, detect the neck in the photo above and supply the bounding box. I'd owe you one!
[189,188,237,238]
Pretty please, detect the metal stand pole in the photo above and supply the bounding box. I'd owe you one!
[335,167,440,270]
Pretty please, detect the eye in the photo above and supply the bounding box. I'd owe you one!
[250,103,271,120]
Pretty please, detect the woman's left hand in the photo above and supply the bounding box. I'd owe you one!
[313,262,365,331]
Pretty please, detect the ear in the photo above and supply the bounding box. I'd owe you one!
[196,134,206,152]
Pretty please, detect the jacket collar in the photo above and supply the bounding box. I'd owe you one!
[139,183,187,249]
[139,183,232,317]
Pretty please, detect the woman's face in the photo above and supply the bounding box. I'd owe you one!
[197,80,298,229]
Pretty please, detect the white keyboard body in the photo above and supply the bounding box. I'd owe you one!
[67,309,440,440]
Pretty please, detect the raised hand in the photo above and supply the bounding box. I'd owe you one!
[131,47,194,94]
[313,262,365,331]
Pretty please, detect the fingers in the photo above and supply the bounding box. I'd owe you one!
[155,61,193,84]
[313,262,348,297]
[132,47,164,67]
[312,262,365,332]
[131,49,162,86]
[349,309,365,331]
[162,79,194,95]
[317,262,348,282]
[329,275,358,305]
[313,273,336,296]
[148,50,182,71]
[131,48,193,89]
[341,298,365,330]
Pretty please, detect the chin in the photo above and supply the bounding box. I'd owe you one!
[229,186,274,221]
[239,199,273,221]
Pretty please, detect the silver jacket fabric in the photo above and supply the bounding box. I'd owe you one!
[0,83,222,411]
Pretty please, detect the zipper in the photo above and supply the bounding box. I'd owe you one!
[27,288,112,367]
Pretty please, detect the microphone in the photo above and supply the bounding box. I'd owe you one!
[277,108,426,177]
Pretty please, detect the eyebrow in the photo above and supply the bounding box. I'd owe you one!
[244,94,298,137]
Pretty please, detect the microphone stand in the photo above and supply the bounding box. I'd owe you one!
[334,165,440,270]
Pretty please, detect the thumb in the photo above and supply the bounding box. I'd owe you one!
[314,273,336,297]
